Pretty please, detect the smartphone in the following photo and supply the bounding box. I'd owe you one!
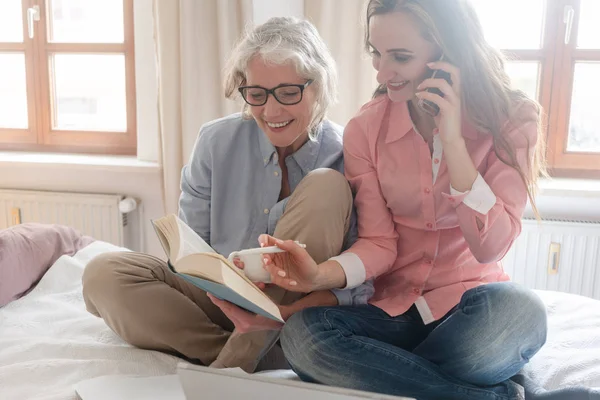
[418,55,452,117]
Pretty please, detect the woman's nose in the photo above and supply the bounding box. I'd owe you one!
[262,94,282,117]
[376,59,396,84]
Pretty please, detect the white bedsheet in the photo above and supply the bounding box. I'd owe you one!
[520,290,600,391]
[1,241,599,400]
[0,242,180,400]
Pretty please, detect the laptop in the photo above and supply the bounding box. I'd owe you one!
[177,363,415,400]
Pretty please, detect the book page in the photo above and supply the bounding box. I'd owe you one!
[151,216,179,261]
[221,265,283,321]
[175,254,283,322]
[174,216,216,263]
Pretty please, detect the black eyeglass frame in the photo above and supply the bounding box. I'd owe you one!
[238,79,314,106]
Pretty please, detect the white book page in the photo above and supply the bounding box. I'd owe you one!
[175,217,216,262]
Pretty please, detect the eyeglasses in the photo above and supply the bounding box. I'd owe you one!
[238,80,313,106]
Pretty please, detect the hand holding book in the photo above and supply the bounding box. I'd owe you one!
[207,293,287,333]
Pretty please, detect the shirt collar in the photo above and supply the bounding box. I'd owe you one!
[257,122,323,172]
[384,100,417,144]
[383,98,479,143]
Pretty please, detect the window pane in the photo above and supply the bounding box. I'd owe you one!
[567,63,600,153]
[48,0,124,43]
[53,54,127,131]
[577,0,600,49]
[505,62,540,100]
[0,1,24,42]
[0,53,28,129]
[470,0,545,49]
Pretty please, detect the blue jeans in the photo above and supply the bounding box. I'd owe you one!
[280,282,548,400]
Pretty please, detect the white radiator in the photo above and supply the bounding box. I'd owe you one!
[0,189,138,248]
[502,219,600,300]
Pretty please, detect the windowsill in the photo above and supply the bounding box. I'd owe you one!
[0,153,597,197]
[0,151,161,174]
[538,177,600,198]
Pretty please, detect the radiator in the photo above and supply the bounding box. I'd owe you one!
[501,219,600,300]
[0,189,138,248]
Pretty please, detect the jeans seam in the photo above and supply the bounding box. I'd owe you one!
[322,310,511,400]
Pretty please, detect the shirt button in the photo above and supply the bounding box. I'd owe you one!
[274,171,279,177]
[263,209,269,214]
[424,188,431,194]
[433,128,439,135]
[426,222,433,229]
[433,158,440,164]
[412,288,420,295]
[263,157,269,163]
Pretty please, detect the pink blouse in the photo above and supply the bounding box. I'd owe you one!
[332,96,538,323]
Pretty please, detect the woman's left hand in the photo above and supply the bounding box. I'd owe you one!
[208,293,286,333]
[416,61,463,145]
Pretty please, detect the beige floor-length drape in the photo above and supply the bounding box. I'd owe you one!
[153,0,253,215]
[304,0,377,127]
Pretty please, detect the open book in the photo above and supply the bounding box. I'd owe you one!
[151,214,283,322]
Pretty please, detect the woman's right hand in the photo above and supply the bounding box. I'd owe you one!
[258,234,320,292]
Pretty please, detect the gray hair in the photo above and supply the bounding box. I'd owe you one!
[223,16,338,138]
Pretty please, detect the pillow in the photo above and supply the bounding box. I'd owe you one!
[0,223,95,307]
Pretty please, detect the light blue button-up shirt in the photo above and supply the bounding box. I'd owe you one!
[178,113,373,305]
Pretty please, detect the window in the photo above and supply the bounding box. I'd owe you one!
[471,0,600,177]
[0,0,136,155]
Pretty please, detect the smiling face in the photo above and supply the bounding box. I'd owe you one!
[368,11,439,103]
[244,56,316,153]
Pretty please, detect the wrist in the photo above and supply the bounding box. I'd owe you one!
[313,260,347,291]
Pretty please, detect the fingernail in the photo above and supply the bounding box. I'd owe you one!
[427,62,435,67]
[415,92,422,97]
[263,257,269,264]
[290,281,297,286]
[278,270,286,277]
[260,242,264,247]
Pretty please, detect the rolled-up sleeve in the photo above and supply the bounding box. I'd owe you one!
[442,111,539,264]
[331,279,375,305]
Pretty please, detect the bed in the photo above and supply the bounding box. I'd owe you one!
[1,240,599,399]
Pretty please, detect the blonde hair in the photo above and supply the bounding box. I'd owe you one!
[223,17,338,139]
[365,0,547,216]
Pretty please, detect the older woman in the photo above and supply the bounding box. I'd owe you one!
[82,17,371,373]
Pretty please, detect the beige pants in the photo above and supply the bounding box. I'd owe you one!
[82,168,352,373]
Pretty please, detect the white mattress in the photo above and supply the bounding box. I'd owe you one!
[1,241,599,400]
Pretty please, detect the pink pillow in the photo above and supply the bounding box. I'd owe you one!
[0,223,95,307]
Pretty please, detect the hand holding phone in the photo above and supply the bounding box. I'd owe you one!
[418,55,453,117]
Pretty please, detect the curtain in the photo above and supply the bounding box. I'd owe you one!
[304,0,377,127]
[153,0,253,215]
